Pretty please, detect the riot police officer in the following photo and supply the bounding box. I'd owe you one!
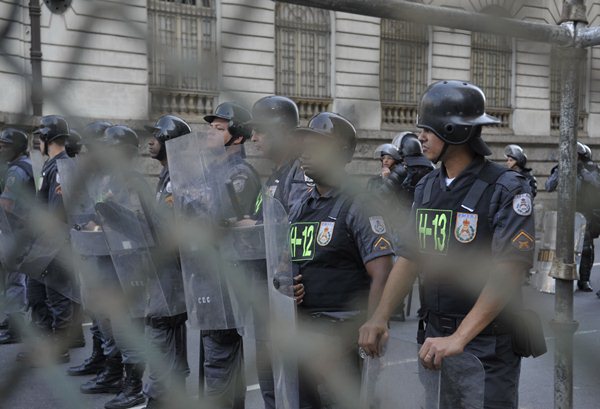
[390,132,435,199]
[0,128,35,344]
[68,120,116,379]
[94,125,149,409]
[546,142,600,292]
[359,81,535,409]
[290,112,394,409]
[242,95,307,409]
[25,115,77,364]
[504,144,537,197]
[249,95,308,219]
[201,102,262,409]
[143,114,192,409]
[366,143,403,193]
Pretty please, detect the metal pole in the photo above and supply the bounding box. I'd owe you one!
[275,0,575,45]
[549,43,583,409]
[29,0,43,116]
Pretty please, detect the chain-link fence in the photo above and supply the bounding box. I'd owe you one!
[0,1,598,409]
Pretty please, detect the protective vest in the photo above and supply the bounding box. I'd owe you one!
[416,160,510,317]
[290,192,370,313]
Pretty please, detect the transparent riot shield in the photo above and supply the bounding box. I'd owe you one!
[30,149,44,191]
[0,206,13,268]
[57,158,115,308]
[57,158,98,225]
[166,132,245,330]
[263,194,299,409]
[94,176,171,318]
[361,336,485,409]
[16,220,80,302]
[534,211,585,293]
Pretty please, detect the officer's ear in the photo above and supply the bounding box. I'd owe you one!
[231,135,245,146]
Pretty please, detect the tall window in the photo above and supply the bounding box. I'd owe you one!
[148,0,217,115]
[550,47,587,132]
[275,4,331,100]
[380,20,428,105]
[380,19,429,128]
[470,8,513,127]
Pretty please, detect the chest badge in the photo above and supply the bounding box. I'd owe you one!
[317,222,335,246]
[454,212,478,244]
[513,193,532,216]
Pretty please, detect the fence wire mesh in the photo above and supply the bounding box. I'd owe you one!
[0,1,598,409]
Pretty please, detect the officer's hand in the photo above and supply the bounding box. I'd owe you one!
[358,317,389,358]
[293,275,304,304]
[233,217,256,227]
[381,167,391,178]
[418,334,465,370]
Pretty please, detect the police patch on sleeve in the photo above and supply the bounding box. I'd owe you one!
[454,212,478,243]
[165,181,172,194]
[513,193,532,216]
[317,222,334,246]
[5,175,16,188]
[232,176,247,193]
[369,216,387,234]
[512,230,534,251]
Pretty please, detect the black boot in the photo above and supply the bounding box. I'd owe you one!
[0,315,24,344]
[67,335,106,376]
[578,281,594,292]
[80,356,124,394]
[144,398,162,409]
[104,363,146,409]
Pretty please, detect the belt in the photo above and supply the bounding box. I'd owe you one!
[426,312,511,336]
[145,312,188,328]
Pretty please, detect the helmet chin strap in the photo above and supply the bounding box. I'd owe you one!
[224,135,234,147]
[156,144,167,161]
[433,142,449,164]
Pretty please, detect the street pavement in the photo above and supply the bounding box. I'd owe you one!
[0,245,599,409]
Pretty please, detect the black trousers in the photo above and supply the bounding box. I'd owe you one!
[297,313,363,409]
[27,276,74,333]
[200,329,245,409]
[579,226,596,282]
[144,315,189,400]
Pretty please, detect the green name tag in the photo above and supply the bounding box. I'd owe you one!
[290,222,319,261]
[416,209,453,255]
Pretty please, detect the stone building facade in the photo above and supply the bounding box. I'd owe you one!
[1,0,599,202]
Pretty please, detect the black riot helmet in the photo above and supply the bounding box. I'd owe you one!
[101,125,139,149]
[0,128,28,162]
[504,144,527,169]
[374,143,402,162]
[34,115,70,143]
[577,142,592,162]
[391,132,423,158]
[247,96,300,134]
[65,129,83,157]
[294,112,357,163]
[145,115,191,161]
[83,120,112,145]
[33,115,70,156]
[204,102,253,145]
[145,115,191,144]
[417,81,499,160]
